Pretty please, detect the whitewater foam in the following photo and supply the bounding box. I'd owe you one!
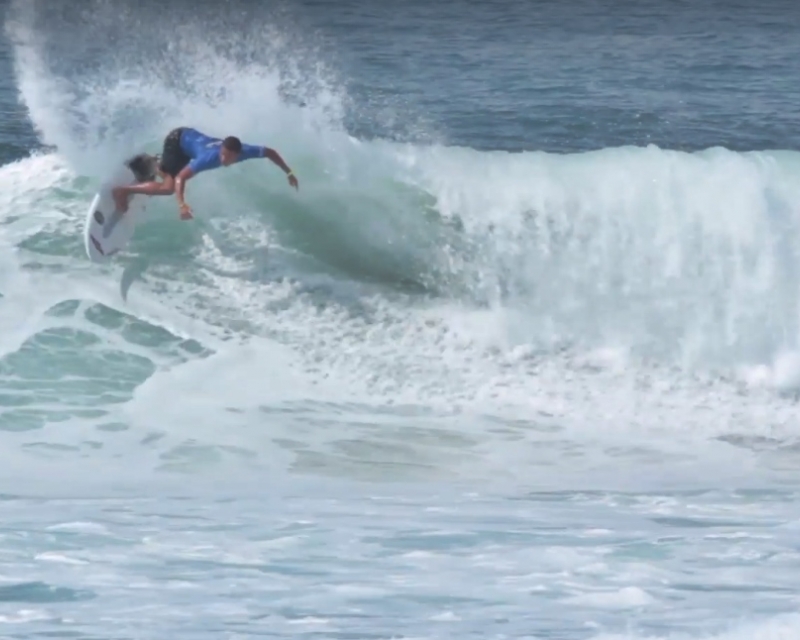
[2,133,800,492]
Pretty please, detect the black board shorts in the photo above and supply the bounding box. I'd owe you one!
[159,127,190,178]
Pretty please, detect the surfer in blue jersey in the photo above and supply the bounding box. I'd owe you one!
[113,127,298,220]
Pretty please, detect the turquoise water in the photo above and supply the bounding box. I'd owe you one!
[2,0,800,637]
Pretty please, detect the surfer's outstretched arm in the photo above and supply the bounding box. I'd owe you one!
[174,166,195,220]
[263,147,299,189]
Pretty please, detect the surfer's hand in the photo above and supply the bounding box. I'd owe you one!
[287,172,299,190]
[179,201,193,220]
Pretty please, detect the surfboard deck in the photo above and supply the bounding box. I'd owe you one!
[83,164,150,262]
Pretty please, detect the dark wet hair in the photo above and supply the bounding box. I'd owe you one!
[126,153,158,182]
[222,136,242,153]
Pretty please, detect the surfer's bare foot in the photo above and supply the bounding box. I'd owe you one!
[112,187,130,213]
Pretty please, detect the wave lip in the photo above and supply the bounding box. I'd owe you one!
[401,143,800,368]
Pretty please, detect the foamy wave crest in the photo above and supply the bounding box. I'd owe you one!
[404,143,800,368]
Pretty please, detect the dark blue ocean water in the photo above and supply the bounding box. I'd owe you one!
[4,0,800,158]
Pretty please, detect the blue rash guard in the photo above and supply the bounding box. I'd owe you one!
[180,128,266,175]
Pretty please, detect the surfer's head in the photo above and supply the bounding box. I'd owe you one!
[220,136,243,165]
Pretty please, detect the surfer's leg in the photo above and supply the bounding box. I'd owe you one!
[112,176,175,213]
[158,127,190,178]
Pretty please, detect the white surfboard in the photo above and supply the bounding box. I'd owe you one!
[83,162,151,262]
